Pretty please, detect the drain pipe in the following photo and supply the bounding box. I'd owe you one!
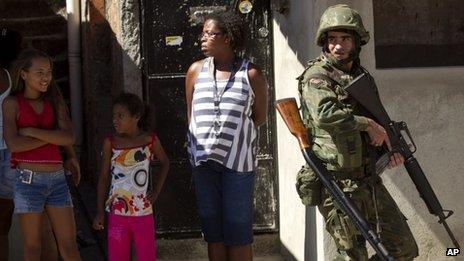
[67,0,83,146]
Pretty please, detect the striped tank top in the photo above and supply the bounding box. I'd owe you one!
[188,57,257,172]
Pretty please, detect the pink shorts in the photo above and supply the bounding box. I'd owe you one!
[108,213,156,261]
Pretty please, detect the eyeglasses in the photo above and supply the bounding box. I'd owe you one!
[199,31,224,39]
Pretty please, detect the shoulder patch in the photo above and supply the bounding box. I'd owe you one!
[309,78,323,84]
[307,76,334,91]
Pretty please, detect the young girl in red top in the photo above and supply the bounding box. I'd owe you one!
[93,93,170,261]
[2,49,80,260]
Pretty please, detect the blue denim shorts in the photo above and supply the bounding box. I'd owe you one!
[192,160,255,246]
[14,168,73,214]
[0,149,16,199]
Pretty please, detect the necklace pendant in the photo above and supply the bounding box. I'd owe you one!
[213,118,221,136]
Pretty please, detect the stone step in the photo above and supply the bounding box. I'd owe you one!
[158,256,284,261]
[1,15,66,37]
[24,33,67,57]
[1,0,48,2]
[157,234,281,259]
[0,1,59,19]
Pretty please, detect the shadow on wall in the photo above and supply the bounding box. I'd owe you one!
[304,207,318,261]
[280,208,317,261]
[81,0,121,185]
[271,0,314,66]
[80,1,139,257]
[272,0,462,258]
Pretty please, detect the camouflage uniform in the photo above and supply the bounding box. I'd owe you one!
[297,5,419,261]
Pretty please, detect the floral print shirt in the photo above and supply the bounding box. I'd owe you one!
[105,133,156,216]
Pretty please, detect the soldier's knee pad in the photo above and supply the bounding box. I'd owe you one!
[386,235,418,261]
[326,211,358,250]
[396,242,419,261]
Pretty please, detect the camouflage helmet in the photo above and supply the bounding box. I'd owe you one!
[316,4,370,46]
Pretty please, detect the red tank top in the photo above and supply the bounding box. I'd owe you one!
[11,94,62,167]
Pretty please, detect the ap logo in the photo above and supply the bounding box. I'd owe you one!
[446,248,460,256]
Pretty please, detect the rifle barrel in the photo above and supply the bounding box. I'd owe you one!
[345,73,460,249]
[442,220,461,249]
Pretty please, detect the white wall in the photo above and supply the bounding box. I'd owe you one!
[273,1,464,260]
[273,1,327,260]
[106,0,143,96]
[358,1,464,260]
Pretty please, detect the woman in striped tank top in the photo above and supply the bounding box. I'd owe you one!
[185,10,268,261]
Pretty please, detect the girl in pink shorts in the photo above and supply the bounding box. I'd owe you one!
[93,93,170,261]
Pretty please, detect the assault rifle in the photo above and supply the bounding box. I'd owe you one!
[345,72,460,249]
[275,98,394,261]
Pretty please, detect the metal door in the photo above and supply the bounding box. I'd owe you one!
[141,0,277,237]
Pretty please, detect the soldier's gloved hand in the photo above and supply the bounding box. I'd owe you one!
[365,118,387,146]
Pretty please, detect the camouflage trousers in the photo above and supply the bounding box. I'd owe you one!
[318,177,419,261]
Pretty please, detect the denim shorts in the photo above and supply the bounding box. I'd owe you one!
[0,149,16,199]
[14,168,73,214]
[192,160,255,246]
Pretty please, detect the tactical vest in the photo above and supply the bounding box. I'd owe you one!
[297,54,367,172]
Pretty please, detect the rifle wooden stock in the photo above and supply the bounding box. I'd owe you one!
[275,98,310,149]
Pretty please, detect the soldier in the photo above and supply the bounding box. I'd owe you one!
[296,4,419,260]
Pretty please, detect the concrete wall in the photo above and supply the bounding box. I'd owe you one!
[272,0,464,260]
[272,1,326,260]
[106,0,142,96]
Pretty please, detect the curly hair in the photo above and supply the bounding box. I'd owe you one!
[204,10,248,51]
[113,92,151,131]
